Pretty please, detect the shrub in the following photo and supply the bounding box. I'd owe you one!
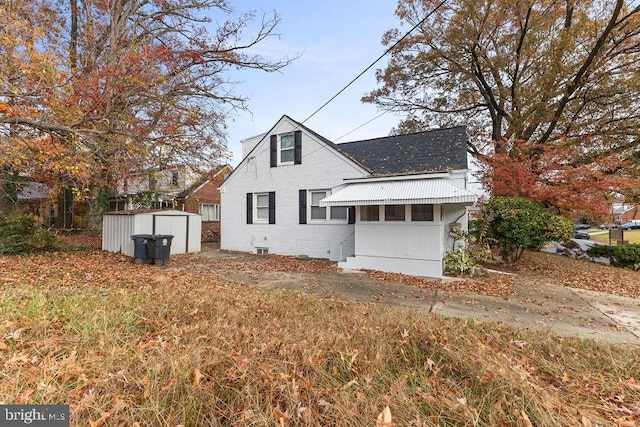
[0,210,59,255]
[443,249,474,275]
[588,243,640,270]
[585,244,614,259]
[481,196,573,262]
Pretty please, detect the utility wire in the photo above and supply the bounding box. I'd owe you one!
[334,111,388,142]
[300,0,448,126]
[242,1,447,163]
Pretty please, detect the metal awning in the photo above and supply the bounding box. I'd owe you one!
[319,178,478,207]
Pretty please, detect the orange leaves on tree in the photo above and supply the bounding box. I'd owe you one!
[479,137,639,220]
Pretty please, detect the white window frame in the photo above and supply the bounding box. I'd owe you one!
[199,203,220,222]
[279,133,295,164]
[254,193,269,223]
[308,190,347,223]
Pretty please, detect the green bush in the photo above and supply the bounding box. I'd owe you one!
[481,196,573,262]
[614,244,640,268]
[585,245,614,259]
[443,249,474,275]
[586,243,640,270]
[0,210,59,255]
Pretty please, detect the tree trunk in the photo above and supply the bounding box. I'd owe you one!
[57,188,74,228]
[0,169,19,216]
[83,187,107,231]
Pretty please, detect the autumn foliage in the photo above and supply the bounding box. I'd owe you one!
[479,138,640,220]
[366,0,640,219]
[0,0,290,202]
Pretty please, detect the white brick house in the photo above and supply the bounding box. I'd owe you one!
[220,115,477,278]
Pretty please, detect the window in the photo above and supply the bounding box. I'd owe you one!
[279,133,295,163]
[256,247,269,255]
[305,190,347,221]
[360,205,379,221]
[199,203,220,222]
[171,170,179,186]
[412,204,434,221]
[271,131,301,167]
[310,191,326,220]
[255,193,269,221]
[247,192,275,224]
[385,205,405,221]
[330,206,348,220]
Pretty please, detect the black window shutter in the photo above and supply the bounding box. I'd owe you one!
[246,193,253,224]
[294,130,302,164]
[299,189,307,224]
[268,191,276,224]
[348,206,356,224]
[270,135,277,167]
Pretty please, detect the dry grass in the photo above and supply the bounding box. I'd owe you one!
[1,246,639,426]
[590,229,640,245]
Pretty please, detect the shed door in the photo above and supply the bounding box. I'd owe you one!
[154,215,188,254]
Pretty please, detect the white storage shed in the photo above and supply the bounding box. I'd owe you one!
[102,209,202,257]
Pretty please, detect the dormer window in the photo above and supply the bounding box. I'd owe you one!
[270,130,302,167]
[279,133,295,163]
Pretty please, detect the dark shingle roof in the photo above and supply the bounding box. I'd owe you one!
[336,126,468,175]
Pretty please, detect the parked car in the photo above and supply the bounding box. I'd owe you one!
[621,220,640,230]
[598,223,620,229]
[573,223,591,230]
[573,230,590,240]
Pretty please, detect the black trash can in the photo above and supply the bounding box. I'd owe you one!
[131,234,153,264]
[146,235,174,266]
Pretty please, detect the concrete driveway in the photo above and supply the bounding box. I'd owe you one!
[190,248,640,345]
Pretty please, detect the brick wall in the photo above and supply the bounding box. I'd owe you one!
[621,206,640,222]
[183,166,230,242]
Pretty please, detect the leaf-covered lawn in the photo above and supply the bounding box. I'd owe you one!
[1,244,639,426]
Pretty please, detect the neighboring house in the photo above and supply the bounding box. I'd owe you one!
[108,165,199,211]
[220,115,477,278]
[613,203,640,223]
[17,181,55,223]
[108,164,231,242]
[177,165,232,242]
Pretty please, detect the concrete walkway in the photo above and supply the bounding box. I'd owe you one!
[219,266,640,345]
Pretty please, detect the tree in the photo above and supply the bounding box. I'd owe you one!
[480,196,573,262]
[365,0,640,220]
[0,0,291,217]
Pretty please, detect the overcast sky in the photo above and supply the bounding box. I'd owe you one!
[220,0,405,166]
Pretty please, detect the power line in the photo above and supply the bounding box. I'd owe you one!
[334,111,388,142]
[241,1,448,164]
[300,0,447,126]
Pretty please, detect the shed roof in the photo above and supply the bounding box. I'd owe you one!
[103,209,200,216]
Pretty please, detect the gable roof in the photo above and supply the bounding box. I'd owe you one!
[176,164,231,198]
[225,116,468,183]
[336,126,468,175]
